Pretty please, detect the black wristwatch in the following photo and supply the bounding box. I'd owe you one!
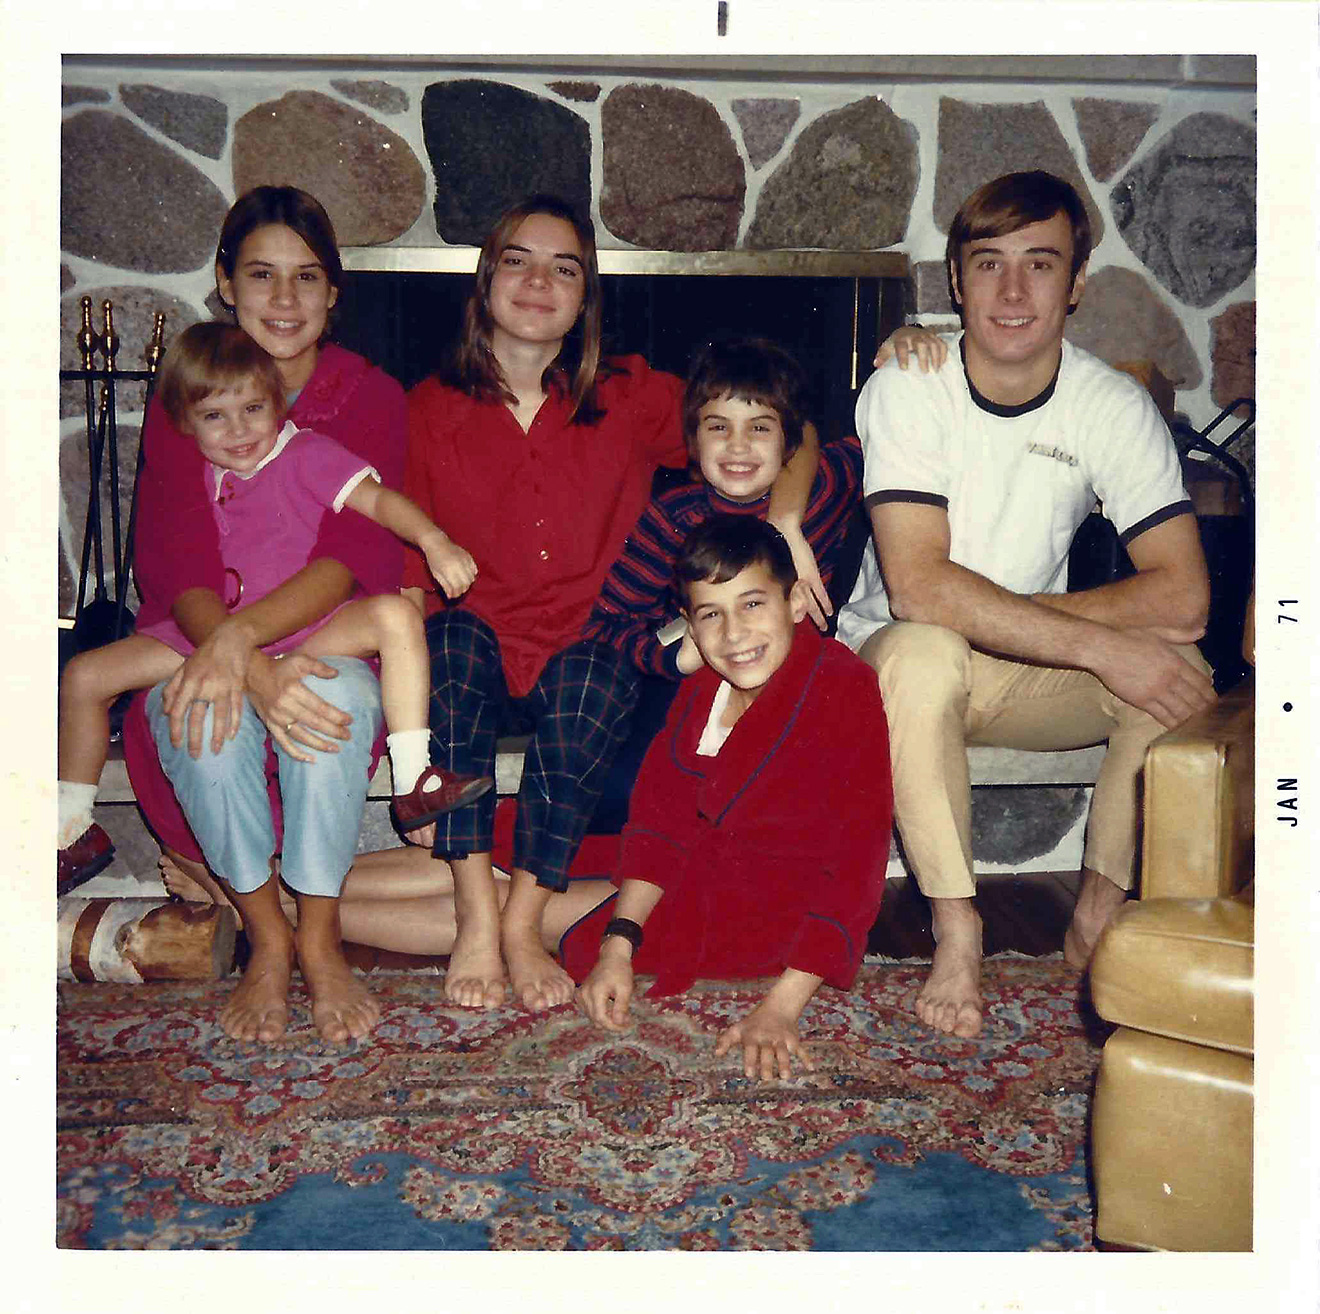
[602,917,644,952]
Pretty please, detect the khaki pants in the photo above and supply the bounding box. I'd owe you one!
[858,622,1210,900]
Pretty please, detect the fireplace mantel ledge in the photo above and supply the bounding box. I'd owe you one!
[342,247,911,278]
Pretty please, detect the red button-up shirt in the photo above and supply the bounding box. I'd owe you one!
[403,356,686,696]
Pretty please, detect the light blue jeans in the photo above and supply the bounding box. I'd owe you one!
[146,657,383,897]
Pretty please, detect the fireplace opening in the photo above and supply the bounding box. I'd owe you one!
[334,248,912,453]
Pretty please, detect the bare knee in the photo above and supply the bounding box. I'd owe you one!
[362,593,424,647]
[61,650,114,709]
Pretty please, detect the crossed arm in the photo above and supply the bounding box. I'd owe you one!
[872,501,1215,729]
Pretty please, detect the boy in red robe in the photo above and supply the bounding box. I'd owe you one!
[568,514,893,1081]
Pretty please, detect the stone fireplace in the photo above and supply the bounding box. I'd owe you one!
[333,246,910,444]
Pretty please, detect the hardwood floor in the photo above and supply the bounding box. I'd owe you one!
[866,870,1083,958]
[340,870,1088,974]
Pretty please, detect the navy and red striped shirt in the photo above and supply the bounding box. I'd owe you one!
[584,433,862,677]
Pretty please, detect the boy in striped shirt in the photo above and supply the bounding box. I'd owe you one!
[584,337,862,681]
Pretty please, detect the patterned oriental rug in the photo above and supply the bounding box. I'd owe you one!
[56,954,1103,1251]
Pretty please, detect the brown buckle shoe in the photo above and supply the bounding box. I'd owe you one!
[392,765,494,832]
[58,823,116,895]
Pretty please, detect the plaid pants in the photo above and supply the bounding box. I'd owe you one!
[425,609,639,890]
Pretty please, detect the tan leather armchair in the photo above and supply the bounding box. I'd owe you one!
[1089,675,1255,1251]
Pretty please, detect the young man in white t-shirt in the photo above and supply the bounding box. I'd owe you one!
[836,170,1216,1039]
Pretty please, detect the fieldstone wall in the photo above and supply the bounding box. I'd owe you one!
[59,56,1256,880]
[59,59,1257,423]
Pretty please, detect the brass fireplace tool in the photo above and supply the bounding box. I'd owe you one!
[61,297,167,652]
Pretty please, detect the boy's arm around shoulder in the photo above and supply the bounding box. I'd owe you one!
[769,422,832,628]
[798,432,865,591]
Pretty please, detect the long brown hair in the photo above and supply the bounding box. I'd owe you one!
[440,194,608,424]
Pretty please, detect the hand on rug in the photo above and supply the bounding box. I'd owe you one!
[715,969,822,1081]
[715,1002,815,1082]
[577,943,635,1032]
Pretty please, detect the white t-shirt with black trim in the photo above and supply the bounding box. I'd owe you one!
[835,335,1193,652]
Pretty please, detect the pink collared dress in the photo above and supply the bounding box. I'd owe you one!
[135,420,377,657]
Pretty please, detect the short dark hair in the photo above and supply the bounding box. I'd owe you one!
[946,170,1092,300]
[674,513,798,606]
[157,321,285,431]
[681,337,808,463]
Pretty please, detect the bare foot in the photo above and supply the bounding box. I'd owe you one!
[503,923,575,1011]
[297,935,380,1043]
[915,899,983,1038]
[161,854,295,924]
[219,934,295,1043]
[159,852,224,906]
[1063,867,1129,970]
[444,924,508,1009]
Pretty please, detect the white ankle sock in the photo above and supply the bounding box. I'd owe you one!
[58,780,98,848]
[387,729,434,794]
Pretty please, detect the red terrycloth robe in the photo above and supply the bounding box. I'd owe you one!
[560,622,894,996]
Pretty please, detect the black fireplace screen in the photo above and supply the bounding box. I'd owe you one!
[333,250,912,450]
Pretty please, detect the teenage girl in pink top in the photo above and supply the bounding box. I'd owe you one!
[110,188,421,1045]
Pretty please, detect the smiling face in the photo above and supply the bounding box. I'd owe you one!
[216,223,338,393]
[487,212,586,355]
[182,375,282,475]
[951,210,1086,403]
[683,561,808,707]
[693,394,786,503]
